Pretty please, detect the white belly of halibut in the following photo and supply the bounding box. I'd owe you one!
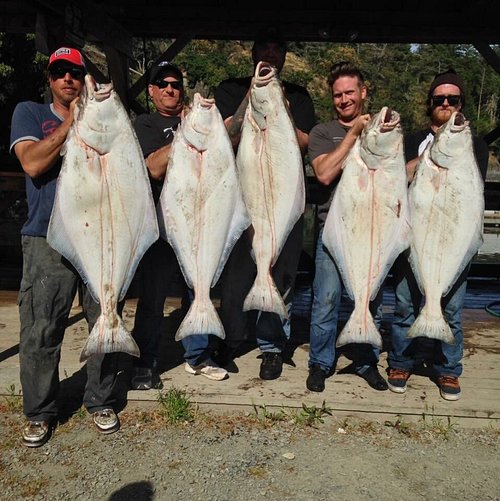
[323,107,410,348]
[237,63,305,318]
[159,94,250,341]
[408,112,484,344]
[47,75,159,361]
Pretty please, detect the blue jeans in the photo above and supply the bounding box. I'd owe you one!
[132,239,211,368]
[19,236,120,422]
[308,229,382,374]
[388,253,467,377]
[219,218,304,353]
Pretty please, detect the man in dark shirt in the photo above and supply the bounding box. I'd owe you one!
[387,69,489,401]
[213,27,316,380]
[131,61,227,389]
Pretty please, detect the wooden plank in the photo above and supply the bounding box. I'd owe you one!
[1,294,499,428]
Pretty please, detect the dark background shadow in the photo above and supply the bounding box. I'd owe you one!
[108,481,154,501]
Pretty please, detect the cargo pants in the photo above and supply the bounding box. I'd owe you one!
[18,236,120,422]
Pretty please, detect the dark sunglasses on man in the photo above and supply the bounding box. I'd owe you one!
[432,94,461,107]
[154,80,183,90]
[49,65,86,80]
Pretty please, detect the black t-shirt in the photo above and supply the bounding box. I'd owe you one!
[214,76,316,134]
[404,128,489,181]
[133,112,181,202]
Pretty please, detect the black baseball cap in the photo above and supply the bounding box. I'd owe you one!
[149,61,183,85]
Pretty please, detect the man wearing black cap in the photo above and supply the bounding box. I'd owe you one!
[387,69,489,400]
[10,47,121,447]
[213,28,316,380]
[130,61,228,389]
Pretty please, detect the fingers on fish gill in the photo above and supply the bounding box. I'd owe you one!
[79,313,140,362]
[335,307,383,349]
[175,298,225,341]
[407,305,456,345]
[243,272,288,318]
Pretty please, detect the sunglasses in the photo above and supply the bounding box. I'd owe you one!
[154,80,183,90]
[49,66,86,80]
[432,94,461,107]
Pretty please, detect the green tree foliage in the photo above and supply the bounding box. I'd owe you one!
[2,35,499,167]
[0,33,48,170]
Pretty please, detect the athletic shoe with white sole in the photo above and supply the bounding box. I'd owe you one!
[184,359,228,381]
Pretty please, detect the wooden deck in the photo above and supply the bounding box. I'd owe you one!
[1,286,499,429]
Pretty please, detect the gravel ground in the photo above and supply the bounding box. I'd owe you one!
[1,397,499,501]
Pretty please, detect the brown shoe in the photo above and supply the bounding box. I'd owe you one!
[437,375,461,401]
[387,368,411,393]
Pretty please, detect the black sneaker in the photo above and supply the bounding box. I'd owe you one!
[357,366,388,391]
[130,367,163,390]
[22,420,51,448]
[259,352,283,380]
[306,364,328,392]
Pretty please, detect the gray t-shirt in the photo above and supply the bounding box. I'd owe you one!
[308,119,350,225]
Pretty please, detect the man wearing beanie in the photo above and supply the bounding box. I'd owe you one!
[387,68,489,400]
[10,47,121,447]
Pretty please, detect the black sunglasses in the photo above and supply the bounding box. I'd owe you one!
[154,80,183,90]
[432,94,461,107]
[49,66,86,80]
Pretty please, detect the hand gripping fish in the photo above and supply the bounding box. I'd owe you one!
[408,112,484,344]
[323,108,411,348]
[159,93,250,341]
[47,74,159,361]
[237,61,305,318]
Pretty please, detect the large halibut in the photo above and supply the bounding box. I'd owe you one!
[237,62,305,318]
[159,93,250,341]
[408,112,484,343]
[47,74,159,361]
[323,107,410,348]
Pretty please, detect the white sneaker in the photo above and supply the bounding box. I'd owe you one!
[184,358,228,381]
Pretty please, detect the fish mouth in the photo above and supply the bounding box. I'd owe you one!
[84,74,113,102]
[379,106,400,131]
[451,112,468,129]
[254,61,277,87]
[196,95,215,110]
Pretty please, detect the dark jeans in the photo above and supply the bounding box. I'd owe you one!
[132,238,211,367]
[219,217,304,353]
[18,236,120,422]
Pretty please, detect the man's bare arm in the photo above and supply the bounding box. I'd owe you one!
[14,99,78,178]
